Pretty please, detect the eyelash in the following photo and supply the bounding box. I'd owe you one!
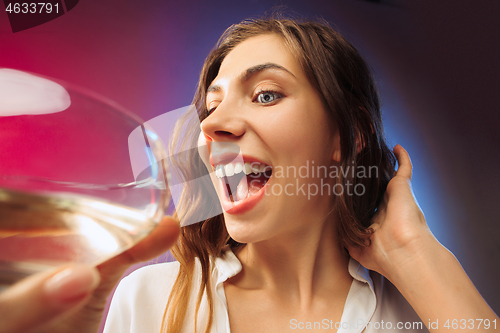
[206,106,216,117]
[205,89,283,117]
[253,89,283,105]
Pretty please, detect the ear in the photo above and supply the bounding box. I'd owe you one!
[355,131,365,155]
[332,132,342,162]
[331,129,367,163]
[356,122,375,155]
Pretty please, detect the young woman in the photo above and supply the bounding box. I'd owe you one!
[101,17,499,333]
[0,19,492,333]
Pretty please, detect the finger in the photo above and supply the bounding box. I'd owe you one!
[103,216,180,269]
[89,217,180,299]
[123,216,180,263]
[0,265,100,333]
[393,144,412,180]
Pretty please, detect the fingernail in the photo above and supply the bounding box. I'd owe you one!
[44,265,100,304]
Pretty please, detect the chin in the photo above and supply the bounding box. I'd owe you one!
[224,217,267,245]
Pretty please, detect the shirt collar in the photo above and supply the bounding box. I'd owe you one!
[213,248,377,333]
[214,247,374,292]
[348,257,374,291]
[214,247,242,286]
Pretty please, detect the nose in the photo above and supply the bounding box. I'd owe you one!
[200,100,246,141]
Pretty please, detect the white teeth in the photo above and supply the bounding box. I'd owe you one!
[214,162,272,179]
[215,165,225,178]
[243,163,252,175]
[234,162,243,174]
[251,163,260,174]
[224,164,235,177]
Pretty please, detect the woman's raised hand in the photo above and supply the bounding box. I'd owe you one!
[0,216,180,333]
[347,145,499,332]
[347,144,435,279]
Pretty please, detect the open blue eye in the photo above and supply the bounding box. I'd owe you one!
[256,90,282,104]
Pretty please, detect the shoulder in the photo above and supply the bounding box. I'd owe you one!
[103,261,182,333]
[345,258,428,332]
[369,271,429,332]
[113,260,182,306]
[120,260,181,293]
[104,250,239,333]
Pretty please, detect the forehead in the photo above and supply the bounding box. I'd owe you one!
[215,34,304,82]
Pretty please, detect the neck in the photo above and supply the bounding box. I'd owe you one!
[230,214,352,309]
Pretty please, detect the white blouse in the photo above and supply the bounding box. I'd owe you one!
[104,249,429,332]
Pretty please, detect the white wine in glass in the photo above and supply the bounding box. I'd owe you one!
[0,69,171,289]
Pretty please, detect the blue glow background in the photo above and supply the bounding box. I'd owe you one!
[1,0,499,327]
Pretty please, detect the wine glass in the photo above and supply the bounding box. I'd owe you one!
[0,68,171,289]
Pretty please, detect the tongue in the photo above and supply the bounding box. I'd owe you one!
[235,176,248,201]
[235,174,267,201]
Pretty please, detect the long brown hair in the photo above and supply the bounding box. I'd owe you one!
[161,16,395,333]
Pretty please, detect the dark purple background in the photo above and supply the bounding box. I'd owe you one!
[1,0,499,327]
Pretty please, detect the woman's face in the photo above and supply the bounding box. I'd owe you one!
[200,34,340,244]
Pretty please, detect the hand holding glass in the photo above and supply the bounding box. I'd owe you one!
[0,69,171,288]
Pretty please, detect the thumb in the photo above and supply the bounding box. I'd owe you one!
[0,265,100,333]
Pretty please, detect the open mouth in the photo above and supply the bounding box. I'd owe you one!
[215,162,272,202]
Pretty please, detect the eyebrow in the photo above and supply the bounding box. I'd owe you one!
[206,62,295,94]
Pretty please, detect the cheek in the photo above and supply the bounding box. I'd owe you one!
[271,113,327,158]
[261,109,310,152]
[266,125,304,159]
[292,101,334,157]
